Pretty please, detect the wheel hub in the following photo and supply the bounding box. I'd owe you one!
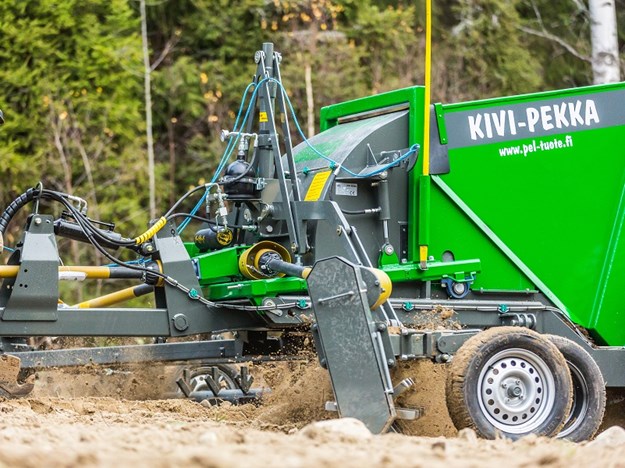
[478,348,556,434]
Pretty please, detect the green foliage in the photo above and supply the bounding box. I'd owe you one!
[0,0,145,245]
[450,0,543,97]
[517,0,592,88]
[0,0,621,247]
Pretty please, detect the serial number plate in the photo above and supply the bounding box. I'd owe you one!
[335,182,358,197]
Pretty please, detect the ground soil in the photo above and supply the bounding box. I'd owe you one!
[0,358,622,467]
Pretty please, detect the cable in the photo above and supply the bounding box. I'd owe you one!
[178,81,264,234]
[341,207,382,216]
[166,213,249,230]
[164,183,217,218]
[267,78,420,178]
[178,78,273,234]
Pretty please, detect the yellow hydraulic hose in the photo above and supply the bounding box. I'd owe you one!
[134,216,167,244]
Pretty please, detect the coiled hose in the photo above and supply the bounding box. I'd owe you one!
[0,188,39,235]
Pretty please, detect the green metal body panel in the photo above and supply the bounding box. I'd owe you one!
[185,244,249,285]
[184,243,307,301]
[320,87,426,262]
[435,82,625,345]
[188,81,625,348]
[206,276,307,303]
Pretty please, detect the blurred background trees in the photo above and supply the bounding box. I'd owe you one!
[0,0,623,249]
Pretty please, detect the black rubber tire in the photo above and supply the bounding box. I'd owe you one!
[446,327,573,440]
[545,335,606,442]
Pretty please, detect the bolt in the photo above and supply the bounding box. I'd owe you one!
[501,383,508,389]
[34,217,42,225]
[384,245,394,255]
[437,353,451,363]
[172,314,189,331]
[145,244,154,253]
[387,359,395,366]
[336,226,343,236]
[377,323,387,332]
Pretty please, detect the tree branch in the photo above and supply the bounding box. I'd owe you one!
[517,25,591,63]
[150,33,180,72]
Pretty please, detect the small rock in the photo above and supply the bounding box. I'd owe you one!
[587,426,625,447]
[457,428,478,444]
[299,418,372,442]
[198,431,219,445]
[431,440,446,451]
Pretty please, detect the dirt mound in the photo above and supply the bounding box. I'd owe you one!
[32,364,180,400]
[0,394,624,467]
[393,359,457,437]
[252,361,334,430]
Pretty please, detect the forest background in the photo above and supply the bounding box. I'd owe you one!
[0,0,622,279]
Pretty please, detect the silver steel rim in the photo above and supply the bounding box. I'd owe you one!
[177,367,238,395]
[189,370,237,393]
[558,361,589,438]
[477,348,556,434]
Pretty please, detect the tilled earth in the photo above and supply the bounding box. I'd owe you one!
[1,360,624,467]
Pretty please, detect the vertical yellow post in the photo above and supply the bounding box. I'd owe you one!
[422,0,432,178]
[419,0,432,269]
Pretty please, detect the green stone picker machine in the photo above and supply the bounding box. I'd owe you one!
[1,33,625,442]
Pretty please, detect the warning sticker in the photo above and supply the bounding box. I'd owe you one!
[304,171,332,201]
[259,112,268,123]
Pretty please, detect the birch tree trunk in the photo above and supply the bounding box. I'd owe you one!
[589,0,621,84]
[304,63,315,138]
[140,0,156,219]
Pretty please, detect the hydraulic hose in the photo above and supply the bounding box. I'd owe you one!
[0,188,38,235]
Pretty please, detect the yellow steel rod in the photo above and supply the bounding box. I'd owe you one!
[59,266,112,279]
[0,265,133,279]
[74,284,152,309]
[0,266,18,277]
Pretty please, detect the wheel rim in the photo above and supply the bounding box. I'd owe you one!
[189,369,237,393]
[477,348,556,434]
[179,366,238,395]
[558,361,589,438]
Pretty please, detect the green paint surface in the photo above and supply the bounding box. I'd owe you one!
[436,82,625,344]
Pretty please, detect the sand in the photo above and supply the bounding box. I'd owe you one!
[0,360,623,467]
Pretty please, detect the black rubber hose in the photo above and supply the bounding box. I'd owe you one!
[0,188,39,235]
